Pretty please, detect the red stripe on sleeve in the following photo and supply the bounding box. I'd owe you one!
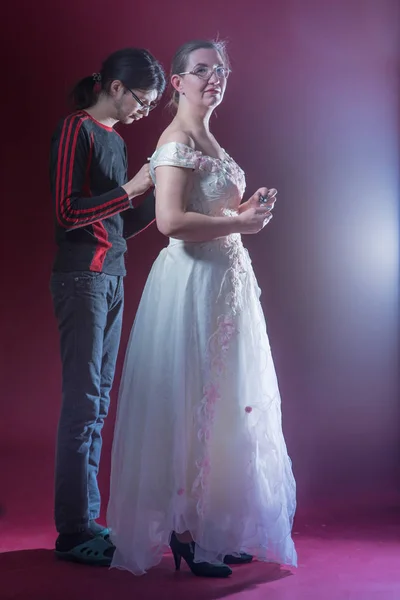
[55,114,130,228]
[60,117,81,223]
[55,117,73,227]
[82,132,94,197]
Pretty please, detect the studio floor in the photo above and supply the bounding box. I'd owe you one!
[2,510,399,599]
[1,449,399,600]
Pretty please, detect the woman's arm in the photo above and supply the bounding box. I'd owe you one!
[155,133,270,242]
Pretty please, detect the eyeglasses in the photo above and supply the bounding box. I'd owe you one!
[179,65,231,81]
[126,88,158,112]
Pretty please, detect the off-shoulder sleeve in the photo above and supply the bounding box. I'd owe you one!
[149,142,202,182]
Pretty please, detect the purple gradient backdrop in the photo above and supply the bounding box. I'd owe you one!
[0,0,398,517]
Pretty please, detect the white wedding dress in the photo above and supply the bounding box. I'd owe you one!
[107,142,297,574]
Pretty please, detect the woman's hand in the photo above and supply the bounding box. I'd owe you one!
[236,203,272,234]
[239,187,277,214]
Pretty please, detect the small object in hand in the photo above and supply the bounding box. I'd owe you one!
[259,188,277,204]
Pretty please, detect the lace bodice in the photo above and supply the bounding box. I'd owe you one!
[149,142,246,216]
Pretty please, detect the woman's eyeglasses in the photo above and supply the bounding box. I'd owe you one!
[179,65,231,81]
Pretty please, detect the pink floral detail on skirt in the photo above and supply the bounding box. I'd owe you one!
[192,237,247,517]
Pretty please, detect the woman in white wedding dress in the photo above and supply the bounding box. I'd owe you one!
[107,39,297,578]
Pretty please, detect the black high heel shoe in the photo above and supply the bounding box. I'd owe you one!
[170,532,232,578]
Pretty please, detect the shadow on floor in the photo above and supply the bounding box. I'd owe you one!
[0,548,292,600]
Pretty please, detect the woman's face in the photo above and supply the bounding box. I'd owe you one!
[175,48,230,111]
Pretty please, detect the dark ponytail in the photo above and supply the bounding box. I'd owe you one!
[71,75,99,110]
[70,48,166,111]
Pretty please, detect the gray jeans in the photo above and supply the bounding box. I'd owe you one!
[50,271,124,534]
